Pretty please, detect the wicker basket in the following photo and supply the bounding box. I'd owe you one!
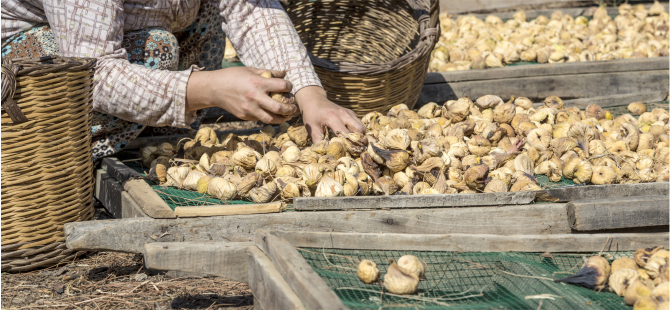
[285,0,439,117]
[1,56,96,272]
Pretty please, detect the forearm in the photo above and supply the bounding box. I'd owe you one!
[186,70,216,112]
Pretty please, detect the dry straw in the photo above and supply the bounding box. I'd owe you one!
[284,0,439,117]
[1,56,96,272]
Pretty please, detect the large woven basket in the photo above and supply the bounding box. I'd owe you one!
[285,0,439,117]
[1,56,96,272]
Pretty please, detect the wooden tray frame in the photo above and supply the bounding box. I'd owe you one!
[137,229,669,310]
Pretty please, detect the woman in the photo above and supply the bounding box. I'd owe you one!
[1,0,365,161]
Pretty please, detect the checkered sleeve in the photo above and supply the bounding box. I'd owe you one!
[219,0,323,94]
[41,0,199,128]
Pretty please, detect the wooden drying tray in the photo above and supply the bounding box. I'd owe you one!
[443,2,669,18]
[418,57,669,106]
[73,229,667,310]
[97,157,283,219]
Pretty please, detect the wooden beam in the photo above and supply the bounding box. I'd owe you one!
[424,58,669,84]
[121,192,148,218]
[64,203,570,253]
[143,242,252,283]
[536,182,669,203]
[123,179,176,219]
[294,191,535,211]
[276,231,669,252]
[101,157,142,184]
[95,170,124,218]
[254,230,346,310]
[418,70,669,105]
[247,247,306,310]
[174,202,284,217]
[543,91,669,110]
[568,196,669,231]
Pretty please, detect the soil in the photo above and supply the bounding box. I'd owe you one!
[1,207,254,310]
[1,251,253,310]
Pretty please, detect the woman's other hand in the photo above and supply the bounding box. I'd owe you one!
[295,86,365,142]
[186,67,299,124]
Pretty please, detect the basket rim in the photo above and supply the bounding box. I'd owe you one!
[292,0,440,75]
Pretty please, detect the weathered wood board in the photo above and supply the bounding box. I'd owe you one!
[247,247,306,310]
[65,203,570,253]
[442,2,668,16]
[173,202,284,217]
[536,182,669,203]
[418,69,668,105]
[294,191,536,210]
[534,91,669,110]
[143,242,252,282]
[276,231,669,252]
[254,230,346,310]
[568,196,670,231]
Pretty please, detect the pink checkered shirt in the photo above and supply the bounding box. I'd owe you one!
[1,0,322,127]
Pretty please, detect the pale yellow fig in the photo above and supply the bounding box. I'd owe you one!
[645,255,668,279]
[612,257,639,274]
[485,53,503,68]
[591,166,616,185]
[255,158,278,178]
[384,129,411,150]
[357,259,380,284]
[484,178,508,192]
[535,160,563,182]
[249,186,273,203]
[166,166,191,188]
[183,170,207,191]
[373,176,398,195]
[514,154,534,176]
[282,145,301,163]
[628,102,647,115]
[194,127,219,145]
[467,135,492,156]
[287,124,310,147]
[464,164,489,191]
[609,268,639,296]
[417,102,441,119]
[196,176,211,194]
[232,147,260,169]
[384,259,419,295]
[625,278,654,306]
[315,175,344,197]
[475,95,503,110]
[299,148,320,164]
[649,1,665,16]
[397,255,425,278]
[493,101,516,124]
[275,165,297,178]
[572,160,593,184]
[207,177,237,201]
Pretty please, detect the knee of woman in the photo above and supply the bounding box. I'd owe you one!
[124,27,179,71]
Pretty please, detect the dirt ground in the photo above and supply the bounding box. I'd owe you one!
[1,251,253,310]
[1,207,254,310]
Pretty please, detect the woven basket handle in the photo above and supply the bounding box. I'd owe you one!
[1,59,28,124]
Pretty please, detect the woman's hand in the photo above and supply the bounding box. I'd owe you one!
[295,86,365,142]
[186,67,299,124]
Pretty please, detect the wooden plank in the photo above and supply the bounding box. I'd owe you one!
[64,203,570,253]
[424,57,669,84]
[97,171,124,219]
[294,191,536,211]
[532,91,669,109]
[174,202,284,217]
[568,196,669,231]
[440,0,579,15]
[536,182,669,203]
[247,247,306,310]
[101,157,142,184]
[442,2,668,16]
[123,179,176,219]
[121,192,148,218]
[254,230,346,310]
[418,70,669,105]
[277,231,669,252]
[143,242,252,283]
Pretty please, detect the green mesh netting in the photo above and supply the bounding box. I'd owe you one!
[535,175,575,189]
[299,249,631,310]
[605,101,669,118]
[123,162,254,210]
[150,185,254,210]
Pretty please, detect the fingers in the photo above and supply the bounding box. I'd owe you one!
[258,95,298,116]
[249,67,287,79]
[343,109,366,133]
[325,116,350,137]
[263,78,293,93]
[306,123,324,143]
[254,108,292,125]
